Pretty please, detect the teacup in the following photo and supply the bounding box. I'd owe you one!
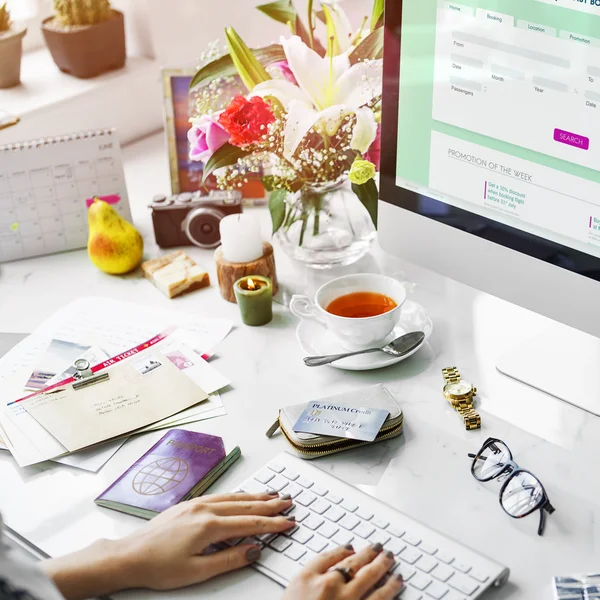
[290,274,407,349]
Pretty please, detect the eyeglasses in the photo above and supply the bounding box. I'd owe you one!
[469,437,555,536]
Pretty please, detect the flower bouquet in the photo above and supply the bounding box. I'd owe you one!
[188,0,384,268]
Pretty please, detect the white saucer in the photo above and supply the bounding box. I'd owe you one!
[296,300,433,371]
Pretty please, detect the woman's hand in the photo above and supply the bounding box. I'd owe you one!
[43,491,295,600]
[283,543,404,600]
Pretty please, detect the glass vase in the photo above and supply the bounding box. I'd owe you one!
[276,178,376,269]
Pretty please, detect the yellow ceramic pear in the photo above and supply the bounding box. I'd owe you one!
[87,198,144,274]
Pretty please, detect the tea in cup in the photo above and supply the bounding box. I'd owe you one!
[290,274,407,348]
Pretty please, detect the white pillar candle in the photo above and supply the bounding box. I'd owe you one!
[219,214,264,263]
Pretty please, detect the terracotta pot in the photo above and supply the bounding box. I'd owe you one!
[0,26,26,88]
[41,9,126,79]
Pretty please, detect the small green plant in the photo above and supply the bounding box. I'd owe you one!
[53,0,112,27]
[0,3,11,33]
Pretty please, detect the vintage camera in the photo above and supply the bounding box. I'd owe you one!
[149,190,243,249]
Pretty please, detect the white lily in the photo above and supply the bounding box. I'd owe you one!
[251,36,382,161]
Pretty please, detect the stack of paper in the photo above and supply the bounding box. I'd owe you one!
[0,298,233,471]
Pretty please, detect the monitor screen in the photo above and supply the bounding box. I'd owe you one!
[380,0,600,281]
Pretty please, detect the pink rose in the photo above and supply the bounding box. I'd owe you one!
[188,115,231,164]
[270,60,298,85]
[365,124,381,171]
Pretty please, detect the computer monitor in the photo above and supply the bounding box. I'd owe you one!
[379,0,600,413]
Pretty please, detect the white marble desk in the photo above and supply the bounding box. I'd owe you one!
[0,134,598,600]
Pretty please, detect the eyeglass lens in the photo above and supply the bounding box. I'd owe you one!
[501,471,545,517]
[473,440,511,481]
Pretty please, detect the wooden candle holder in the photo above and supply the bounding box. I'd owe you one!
[215,242,278,303]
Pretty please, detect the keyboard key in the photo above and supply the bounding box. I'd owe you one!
[356,507,374,520]
[296,492,317,507]
[469,571,489,583]
[386,538,406,556]
[297,477,313,489]
[283,525,299,537]
[292,527,314,544]
[285,483,303,498]
[372,516,389,529]
[299,549,317,566]
[453,562,471,574]
[268,463,285,473]
[270,536,292,552]
[318,521,339,539]
[257,532,277,543]
[282,469,299,481]
[425,581,448,599]
[339,514,360,531]
[341,499,358,512]
[285,542,307,561]
[404,534,421,546]
[419,542,437,555]
[431,564,454,583]
[369,530,391,546]
[307,535,328,553]
[311,499,331,515]
[240,479,268,494]
[388,525,405,538]
[401,547,423,565]
[436,551,454,565]
[288,506,309,522]
[304,514,325,531]
[354,522,376,539]
[258,546,303,581]
[416,555,438,574]
[332,530,354,546]
[254,469,276,484]
[327,492,343,504]
[395,562,417,581]
[312,484,328,496]
[269,475,289,492]
[324,506,345,522]
[410,573,432,591]
[449,575,479,596]
[352,537,371,551]
[400,587,423,600]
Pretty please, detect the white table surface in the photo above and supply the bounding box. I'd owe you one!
[1,133,599,600]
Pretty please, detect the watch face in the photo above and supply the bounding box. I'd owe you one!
[445,380,474,396]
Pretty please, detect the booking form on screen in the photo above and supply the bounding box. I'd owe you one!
[396,0,600,258]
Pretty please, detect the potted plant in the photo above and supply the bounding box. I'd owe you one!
[41,0,126,79]
[0,3,27,88]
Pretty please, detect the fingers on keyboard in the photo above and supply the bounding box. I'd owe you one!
[212,515,297,539]
[210,498,293,517]
[369,574,404,600]
[349,550,396,596]
[305,545,355,574]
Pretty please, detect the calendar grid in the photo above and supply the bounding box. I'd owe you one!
[0,130,131,262]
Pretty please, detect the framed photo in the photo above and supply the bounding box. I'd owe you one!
[161,69,266,203]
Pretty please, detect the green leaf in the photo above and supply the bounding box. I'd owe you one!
[257,0,325,54]
[269,189,288,234]
[370,0,384,31]
[349,27,384,65]
[352,179,379,229]
[225,27,271,91]
[190,44,286,90]
[202,143,250,184]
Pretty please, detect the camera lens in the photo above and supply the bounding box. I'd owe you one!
[182,208,224,248]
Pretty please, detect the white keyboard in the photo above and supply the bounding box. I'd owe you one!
[229,453,509,599]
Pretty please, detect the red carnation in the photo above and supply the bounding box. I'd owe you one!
[219,96,276,147]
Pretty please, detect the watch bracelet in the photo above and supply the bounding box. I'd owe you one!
[442,366,482,430]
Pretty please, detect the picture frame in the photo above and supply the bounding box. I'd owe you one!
[161,68,266,203]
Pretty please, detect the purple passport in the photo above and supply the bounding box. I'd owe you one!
[95,429,234,519]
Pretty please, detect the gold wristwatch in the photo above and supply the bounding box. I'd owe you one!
[442,367,481,430]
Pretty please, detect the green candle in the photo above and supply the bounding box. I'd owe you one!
[234,275,273,326]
